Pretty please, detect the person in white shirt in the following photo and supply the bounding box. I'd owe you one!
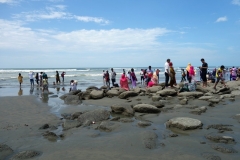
[28,71,35,86]
[164,59,170,88]
[111,68,117,87]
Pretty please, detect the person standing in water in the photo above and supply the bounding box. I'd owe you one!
[61,72,66,82]
[164,59,170,88]
[18,73,23,88]
[56,71,61,84]
[111,68,117,87]
[28,71,34,86]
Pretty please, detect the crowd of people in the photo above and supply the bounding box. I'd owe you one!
[17,59,240,94]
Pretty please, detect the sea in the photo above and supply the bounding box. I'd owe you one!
[0,66,232,90]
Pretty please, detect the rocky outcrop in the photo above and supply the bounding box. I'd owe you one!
[133,104,160,113]
[205,133,235,144]
[166,117,203,130]
[190,106,207,115]
[63,120,81,130]
[138,121,151,127]
[211,144,238,153]
[198,96,214,100]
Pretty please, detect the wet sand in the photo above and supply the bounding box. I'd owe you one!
[0,83,240,160]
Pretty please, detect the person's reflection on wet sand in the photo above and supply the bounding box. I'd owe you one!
[30,87,34,95]
[62,87,65,91]
[18,88,23,96]
[57,87,60,94]
[41,93,49,103]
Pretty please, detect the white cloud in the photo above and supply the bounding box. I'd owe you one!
[0,19,220,68]
[215,16,228,22]
[0,0,19,4]
[232,0,240,6]
[12,5,110,24]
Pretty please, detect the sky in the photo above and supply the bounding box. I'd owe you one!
[0,0,240,68]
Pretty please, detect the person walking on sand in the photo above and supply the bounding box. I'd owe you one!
[164,59,170,88]
[61,72,66,82]
[111,68,117,87]
[56,71,61,84]
[213,65,227,89]
[28,71,34,86]
[18,73,23,88]
[39,72,43,87]
[130,68,137,89]
[199,58,208,87]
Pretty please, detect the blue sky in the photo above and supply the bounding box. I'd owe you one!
[0,0,239,68]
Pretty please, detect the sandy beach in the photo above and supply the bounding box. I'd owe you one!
[1,81,240,160]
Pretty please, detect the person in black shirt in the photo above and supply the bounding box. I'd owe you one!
[199,58,208,87]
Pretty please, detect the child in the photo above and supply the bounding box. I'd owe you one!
[213,65,227,90]
[42,79,49,93]
[18,73,23,88]
[181,69,186,82]
[178,82,189,93]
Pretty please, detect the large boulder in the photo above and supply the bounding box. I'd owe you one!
[90,90,104,99]
[156,89,177,96]
[64,95,81,105]
[133,104,160,113]
[78,109,110,125]
[81,90,91,100]
[178,92,204,98]
[118,91,138,99]
[146,86,163,93]
[111,104,134,116]
[106,90,119,96]
[166,117,203,130]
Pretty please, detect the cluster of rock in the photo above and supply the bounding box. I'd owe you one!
[56,81,240,152]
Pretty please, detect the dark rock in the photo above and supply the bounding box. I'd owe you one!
[63,120,81,130]
[106,90,119,96]
[90,90,104,99]
[156,89,177,96]
[61,113,72,119]
[166,117,203,130]
[211,144,237,153]
[10,150,41,160]
[205,133,235,144]
[86,86,99,90]
[133,104,160,113]
[118,91,138,99]
[110,117,120,121]
[201,152,221,160]
[119,118,134,123]
[169,133,178,137]
[150,101,165,108]
[71,112,83,120]
[64,95,81,105]
[138,121,151,127]
[78,109,110,125]
[98,121,120,132]
[206,124,233,131]
[111,104,134,116]
[39,124,49,129]
[0,144,13,160]
[146,86,163,93]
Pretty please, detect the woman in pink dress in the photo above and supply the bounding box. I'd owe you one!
[120,74,130,91]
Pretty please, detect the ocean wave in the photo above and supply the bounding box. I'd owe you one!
[0,69,78,73]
